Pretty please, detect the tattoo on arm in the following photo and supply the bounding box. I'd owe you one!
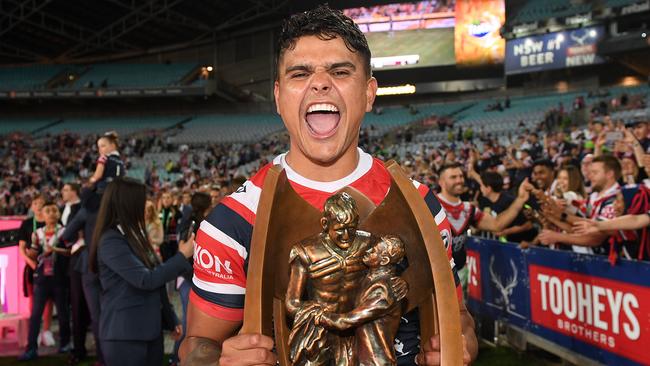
[183,337,222,366]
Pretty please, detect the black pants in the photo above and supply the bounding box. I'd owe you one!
[27,277,70,350]
[70,270,90,358]
[102,335,163,366]
[82,272,104,363]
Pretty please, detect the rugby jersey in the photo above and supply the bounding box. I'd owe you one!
[190,148,458,363]
[436,195,484,270]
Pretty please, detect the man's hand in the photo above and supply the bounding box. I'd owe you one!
[219,333,277,366]
[572,220,600,235]
[538,230,559,245]
[390,276,408,302]
[415,334,471,365]
[517,178,533,201]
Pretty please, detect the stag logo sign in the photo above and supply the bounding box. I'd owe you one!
[489,256,521,315]
[529,264,650,365]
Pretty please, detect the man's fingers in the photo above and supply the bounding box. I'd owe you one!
[220,348,277,366]
[416,351,441,366]
[224,333,275,351]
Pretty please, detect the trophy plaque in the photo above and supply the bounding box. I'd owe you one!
[242,161,463,365]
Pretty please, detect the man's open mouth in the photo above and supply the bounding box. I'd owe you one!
[305,103,340,138]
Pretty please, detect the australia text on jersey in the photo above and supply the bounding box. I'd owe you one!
[194,242,235,281]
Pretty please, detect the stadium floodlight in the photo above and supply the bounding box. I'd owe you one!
[206,66,214,72]
[642,32,647,38]
[524,38,533,46]
[376,84,416,96]
[556,34,565,43]
[589,29,597,38]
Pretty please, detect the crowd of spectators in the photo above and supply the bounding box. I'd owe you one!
[1,85,649,365]
[343,0,454,20]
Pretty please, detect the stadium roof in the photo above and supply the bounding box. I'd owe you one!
[0,0,398,65]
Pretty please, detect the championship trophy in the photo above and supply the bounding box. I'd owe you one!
[241,161,463,365]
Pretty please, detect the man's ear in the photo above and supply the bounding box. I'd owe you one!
[365,76,378,113]
[320,217,328,231]
[379,255,390,266]
[274,80,281,115]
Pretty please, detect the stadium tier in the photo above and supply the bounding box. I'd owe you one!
[36,116,186,136]
[171,114,285,144]
[510,0,641,24]
[0,118,60,135]
[0,65,67,91]
[0,63,197,91]
[69,63,197,89]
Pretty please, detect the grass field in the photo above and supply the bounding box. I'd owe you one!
[365,27,455,70]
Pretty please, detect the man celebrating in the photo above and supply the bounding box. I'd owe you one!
[181,6,477,365]
[437,163,530,289]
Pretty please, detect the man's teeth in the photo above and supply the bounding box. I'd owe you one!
[307,103,339,113]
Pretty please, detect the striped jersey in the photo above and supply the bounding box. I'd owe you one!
[190,149,459,363]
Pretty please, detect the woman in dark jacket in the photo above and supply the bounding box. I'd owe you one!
[89,177,194,366]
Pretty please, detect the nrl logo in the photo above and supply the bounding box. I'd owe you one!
[489,256,518,314]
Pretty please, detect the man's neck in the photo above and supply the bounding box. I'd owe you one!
[439,191,461,204]
[45,223,57,231]
[486,192,500,203]
[597,181,618,198]
[34,214,45,222]
[66,199,80,205]
[285,145,359,182]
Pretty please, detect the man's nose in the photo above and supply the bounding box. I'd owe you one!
[342,230,350,241]
[310,71,331,94]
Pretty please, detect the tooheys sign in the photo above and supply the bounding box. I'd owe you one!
[529,265,649,365]
[504,26,605,75]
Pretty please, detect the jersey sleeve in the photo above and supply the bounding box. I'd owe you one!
[189,201,253,322]
[472,205,485,226]
[96,155,107,165]
[413,181,462,301]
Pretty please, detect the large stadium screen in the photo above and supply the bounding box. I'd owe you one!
[454,0,505,65]
[343,1,457,70]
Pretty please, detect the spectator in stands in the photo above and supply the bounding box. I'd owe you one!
[538,155,622,258]
[531,159,556,197]
[89,131,125,193]
[171,191,211,366]
[89,178,192,366]
[477,172,536,243]
[158,191,181,262]
[19,202,71,361]
[628,118,649,152]
[145,199,164,259]
[573,185,650,261]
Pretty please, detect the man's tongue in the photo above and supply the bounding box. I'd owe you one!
[306,112,340,136]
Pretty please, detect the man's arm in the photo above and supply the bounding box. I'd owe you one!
[538,230,608,247]
[319,282,394,331]
[478,182,531,232]
[181,300,277,366]
[574,214,650,233]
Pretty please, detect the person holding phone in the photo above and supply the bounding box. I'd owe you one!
[89,178,194,366]
[169,191,211,366]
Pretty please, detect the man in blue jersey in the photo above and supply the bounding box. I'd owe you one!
[181,5,477,365]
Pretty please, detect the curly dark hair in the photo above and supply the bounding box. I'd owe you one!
[275,4,371,79]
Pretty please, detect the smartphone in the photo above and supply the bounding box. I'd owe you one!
[186,220,196,241]
[605,131,623,144]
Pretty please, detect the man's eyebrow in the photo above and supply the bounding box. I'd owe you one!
[328,62,356,70]
[285,64,313,73]
[285,62,357,74]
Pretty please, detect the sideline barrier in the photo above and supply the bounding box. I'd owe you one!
[466,238,650,366]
